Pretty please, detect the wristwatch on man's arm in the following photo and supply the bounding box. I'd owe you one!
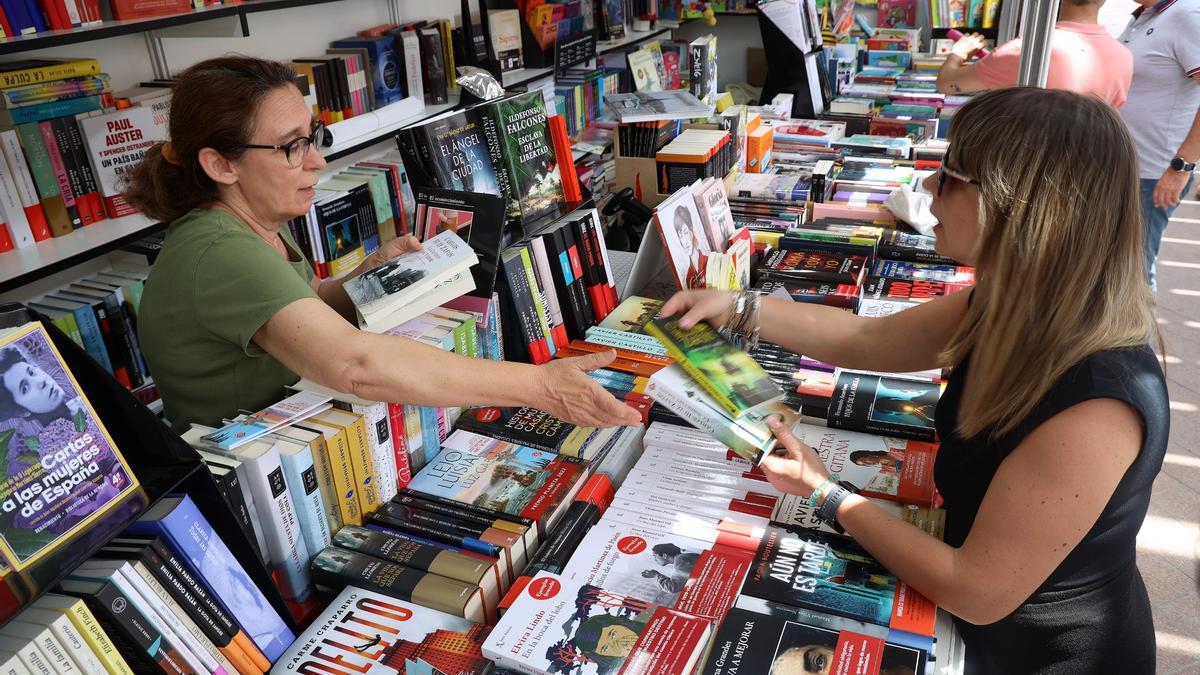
[1170,156,1197,173]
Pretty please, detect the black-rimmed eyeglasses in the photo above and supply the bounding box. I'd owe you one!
[937,162,980,196]
[243,120,324,168]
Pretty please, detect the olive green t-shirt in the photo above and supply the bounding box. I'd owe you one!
[138,208,319,431]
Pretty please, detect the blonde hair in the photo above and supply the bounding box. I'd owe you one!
[938,87,1156,439]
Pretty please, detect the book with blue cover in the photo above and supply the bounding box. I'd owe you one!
[126,494,296,662]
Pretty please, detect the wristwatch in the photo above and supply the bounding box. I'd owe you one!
[1170,156,1196,173]
[815,481,860,534]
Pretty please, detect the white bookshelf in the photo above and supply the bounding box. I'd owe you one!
[0,214,163,293]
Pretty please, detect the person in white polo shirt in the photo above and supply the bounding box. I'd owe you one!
[1119,0,1200,289]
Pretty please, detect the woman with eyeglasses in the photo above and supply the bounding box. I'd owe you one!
[124,56,641,433]
[661,87,1166,674]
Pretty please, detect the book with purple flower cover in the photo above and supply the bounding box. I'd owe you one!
[0,322,140,571]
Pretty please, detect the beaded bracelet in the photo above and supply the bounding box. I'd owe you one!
[807,477,838,508]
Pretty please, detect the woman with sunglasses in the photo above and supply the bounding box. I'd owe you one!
[124,56,641,433]
[661,87,1165,673]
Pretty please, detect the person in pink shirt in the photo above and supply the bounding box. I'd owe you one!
[936,0,1133,107]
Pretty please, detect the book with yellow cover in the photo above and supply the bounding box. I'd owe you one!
[32,593,134,675]
[295,417,363,527]
[308,408,381,516]
[0,322,140,570]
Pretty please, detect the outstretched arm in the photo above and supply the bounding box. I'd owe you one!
[760,396,1141,625]
[254,297,643,428]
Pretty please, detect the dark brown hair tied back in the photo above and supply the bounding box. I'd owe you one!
[122,56,300,224]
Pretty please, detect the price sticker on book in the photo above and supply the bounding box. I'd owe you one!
[555,29,597,77]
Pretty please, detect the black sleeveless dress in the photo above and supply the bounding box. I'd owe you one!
[933,345,1168,675]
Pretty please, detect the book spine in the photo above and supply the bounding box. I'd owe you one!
[0,59,100,88]
[475,103,517,217]
[302,423,362,527]
[36,119,81,229]
[387,402,413,489]
[7,94,100,125]
[133,547,256,675]
[0,144,35,248]
[142,538,271,673]
[301,431,347,535]
[528,236,569,352]
[278,445,334,560]
[213,466,257,558]
[99,290,143,388]
[0,129,49,240]
[400,30,424,105]
[232,445,313,602]
[112,564,223,674]
[22,624,82,673]
[395,488,540,549]
[518,246,556,359]
[56,599,135,675]
[341,415,382,516]
[583,326,668,355]
[14,122,71,237]
[310,548,483,620]
[39,611,109,675]
[66,113,105,224]
[74,582,188,674]
[353,401,397,502]
[49,116,90,227]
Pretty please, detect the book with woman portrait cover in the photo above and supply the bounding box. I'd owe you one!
[789,422,939,507]
[484,571,713,675]
[0,322,140,571]
[702,597,929,675]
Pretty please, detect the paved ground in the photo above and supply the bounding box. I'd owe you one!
[1144,197,1200,675]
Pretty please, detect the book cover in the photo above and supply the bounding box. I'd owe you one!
[763,249,868,286]
[484,571,713,675]
[344,229,479,329]
[407,429,587,534]
[490,9,524,71]
[480,91,565,224]
[741,524,937,638]
[703,600,928,675]
[790,422,938,507]
[454,406,594,455]
[869,260,975,285]
[645,364,798,464]
[310,547,488,623]
[77,106,164,219]
[652,187,709,290]
[645,316,784,418]
[560,519,753,623]
[271,585,491,674]
[827,371,944,441]
[0,322,139,571]
[125,495,295,663]
[412,186,507,302]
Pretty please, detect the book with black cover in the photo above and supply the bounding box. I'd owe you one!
[827,370,944,442]
[396,108,503,197]
[702,599,929,675]
[412,186,507,298]
[762,248,868,286]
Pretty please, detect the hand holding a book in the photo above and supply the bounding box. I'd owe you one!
[537,350,644,428]
[659,289,736,330]
[358,235,423,274]
[759,417,831,498]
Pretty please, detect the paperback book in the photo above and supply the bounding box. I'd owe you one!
[344,229,480,331]
[644,316,785,418]
[559,518,754,623]
[0,322,141,570]
[406,429,588,533]
[645,364,799,464]
[412,186,507,298]
[741,524,937,639]
[484,571,714,675]
[270,585,492,675]
[702,599,928,675]
[603,90,712,123]
[453,406,597,455]
[827,370,945,441]
[475,91,566,223]
[790,422,939,507]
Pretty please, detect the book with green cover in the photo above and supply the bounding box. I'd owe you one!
[645,316,784,418]
[476,91,565,224]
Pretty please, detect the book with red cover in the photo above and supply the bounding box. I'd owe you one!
[109,0,191,20]
[548,114,582,202]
